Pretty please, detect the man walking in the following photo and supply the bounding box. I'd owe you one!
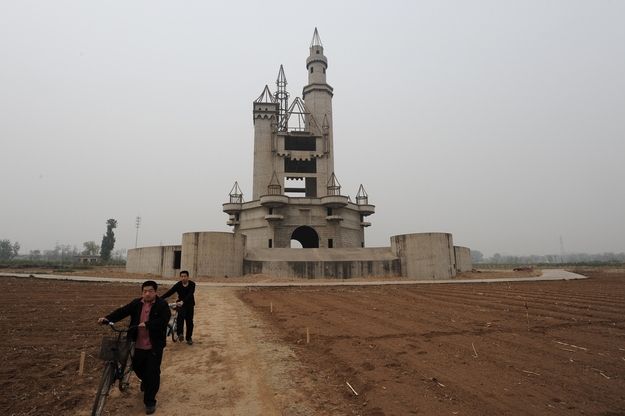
[162,270,196,345]
[98,280,170,414]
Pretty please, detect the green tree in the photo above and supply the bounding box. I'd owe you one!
[0,239,20,260]
[82,241,100,256]
[100,219,118,262]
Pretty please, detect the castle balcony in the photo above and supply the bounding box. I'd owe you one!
[222,202,242,215]
[260,194,289,208]
[360,221,372,227]
[226,219,240,226]
[326,215,344,222]
[320,195,349,208]
[358,204,375,216]
[264,214,284,222]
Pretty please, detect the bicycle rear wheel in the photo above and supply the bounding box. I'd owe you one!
[91,362,115,416]
[169,322,179,342]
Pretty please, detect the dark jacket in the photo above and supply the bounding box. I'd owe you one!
[162,281,196,307]
[105,296,171,350]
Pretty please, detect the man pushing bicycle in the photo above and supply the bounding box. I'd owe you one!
[98,280,170,415]
[161,270,196,345]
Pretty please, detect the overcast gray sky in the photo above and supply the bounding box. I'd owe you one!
[1,0,624,257]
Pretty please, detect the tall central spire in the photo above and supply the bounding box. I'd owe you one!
[310,27,323,47]
[275,65,289,132]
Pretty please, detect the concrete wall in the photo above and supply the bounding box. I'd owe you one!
[244,247,400,278]
[454,246,473,273]
[390,233,456,280]
[181,232,245,277]
[126,245,181,278]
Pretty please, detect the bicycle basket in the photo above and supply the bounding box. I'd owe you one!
[98,337,130,361]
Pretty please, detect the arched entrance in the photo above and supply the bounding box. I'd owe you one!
[290,226,319,248]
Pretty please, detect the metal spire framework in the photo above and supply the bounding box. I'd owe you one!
[326,172,341,195]
[275,65,289,131]
[255,85,275,103]
[228,181,243,203]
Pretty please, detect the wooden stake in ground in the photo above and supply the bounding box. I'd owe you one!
[472,342,478,358]
[78,351,86,376]
[525,302,530,331]
[306,327,310,344]
[346,381,359,396]
[270,302,273,313]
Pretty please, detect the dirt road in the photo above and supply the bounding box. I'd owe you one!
[76,287,320,416]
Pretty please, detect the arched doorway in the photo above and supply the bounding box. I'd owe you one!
[290,226,319,248]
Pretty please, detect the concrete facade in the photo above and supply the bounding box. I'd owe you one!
[126,29,472,281]
[127,245,181,278]
[181,232,245,278]
[454,246,473,273]
[391,233,457,280]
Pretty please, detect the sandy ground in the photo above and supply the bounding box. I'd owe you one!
[1,268,624,415]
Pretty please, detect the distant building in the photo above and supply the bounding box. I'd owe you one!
[75,255,100,264]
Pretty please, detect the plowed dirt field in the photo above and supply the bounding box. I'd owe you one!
[239,269,625,415]
[1,269,624,415]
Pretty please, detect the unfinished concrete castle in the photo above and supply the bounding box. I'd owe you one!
[127,29,472,279]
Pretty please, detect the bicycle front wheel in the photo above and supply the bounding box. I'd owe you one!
[169,323,179,342]
[92,362,115,416]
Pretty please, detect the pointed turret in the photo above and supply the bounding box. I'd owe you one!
[326,172,341,196]
[310,27,323,47]
[255,85,275,103]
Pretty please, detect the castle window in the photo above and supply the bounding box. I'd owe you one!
[310,67,313,73]
[323,68,326,73]
[327,208,333,216]
[285,158,316,173]
[285,136,316,151]
[316,50,319,54]
[328,239,334,248]
[268,239,273,248]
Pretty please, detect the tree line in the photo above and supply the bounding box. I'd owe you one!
[1,218,122,263]
[471,250,625,265]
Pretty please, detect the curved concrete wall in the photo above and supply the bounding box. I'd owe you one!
[454,246,473,273]
[126,245,181,278]
[390,233,456,280]
[181,232,245,278]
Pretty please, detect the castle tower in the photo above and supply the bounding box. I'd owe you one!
[252,85,279,200]
[224,29,374,250]
[303,28,334,197]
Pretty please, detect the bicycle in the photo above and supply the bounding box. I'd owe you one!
[166,302,180,342]
[92,321,136,416]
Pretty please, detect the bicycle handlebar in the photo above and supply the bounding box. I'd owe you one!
[100,320,136,332]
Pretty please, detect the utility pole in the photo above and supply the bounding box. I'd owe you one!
[135,216,141,248]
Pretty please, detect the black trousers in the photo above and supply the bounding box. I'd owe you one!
[132,348,163,407]
[176,306,194,340]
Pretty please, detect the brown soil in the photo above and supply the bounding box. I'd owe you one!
[1,269,624,415]
[239,269,625,415]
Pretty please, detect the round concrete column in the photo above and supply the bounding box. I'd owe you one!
[181,232,245,278]
[390,233,456,279]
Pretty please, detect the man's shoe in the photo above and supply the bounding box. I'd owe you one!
[186,338,193,345]
[145,404,156,414]
[178,335,184,342]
